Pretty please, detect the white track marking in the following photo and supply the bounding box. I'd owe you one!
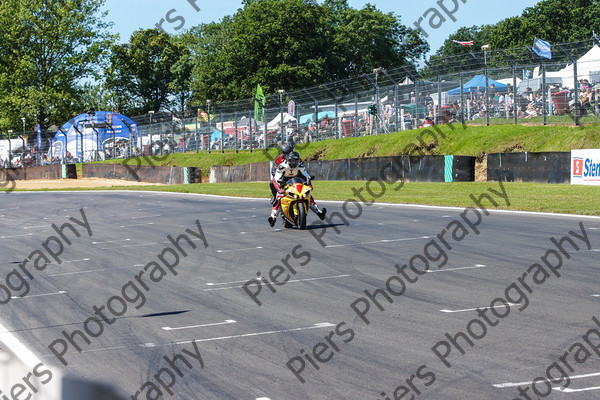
[426,264,487,273]
[93,238,131,244]
[119,222,154,228]
[494,372,600,388]
[223,215,256,221]
[241,229,281,234]
[325,236,432,248]
[22,225,50,230]
[162,320,237,331]
[62,258,90,263]
[440,303,520,313]
[45,269,107,277]
[216,246,263,253]
[14,291,66,299]
[0,233,33,239]
[143,323,336,348]
[101,242,157,249]
[555,386,600,393]
[203,274,352,291]
[130,214,161,219]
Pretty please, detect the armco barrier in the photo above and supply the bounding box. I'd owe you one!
[487,152,570,183]
[82,164,200,184]
[210,156,475,183]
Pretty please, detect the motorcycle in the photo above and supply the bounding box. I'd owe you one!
[279,177,312,230]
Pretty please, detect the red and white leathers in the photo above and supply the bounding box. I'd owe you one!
[270,160,323,219]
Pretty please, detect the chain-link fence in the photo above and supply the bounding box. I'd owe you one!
[3,38,600,166]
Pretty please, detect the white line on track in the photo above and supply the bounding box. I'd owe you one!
[203,274,352,291]
[325,236,432,248]
[93,238,131,245]
[62,258,91,263]
[555,386,600,393]
[120,222,154,228]
[101,242,157,250]
[45,263,146,277]
[256,398,272,400]
[45,269,106,277]
[223,215,256,221]
[162,320,237,331]
[130,214,161,219]
[14,291,66,299]
[494,372,600,388]
[0,233,33,239]
[591,294,600,297]
[143,322,335,347]
[440,303,520,313]
[241,229,281,234]
[426,264,487,273]
[22,225,50,230]
[216,246,263,253]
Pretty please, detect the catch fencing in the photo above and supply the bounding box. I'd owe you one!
[2,39,600,165]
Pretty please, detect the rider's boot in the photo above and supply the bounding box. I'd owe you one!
[268,207,279,227]
[310,204,327,220]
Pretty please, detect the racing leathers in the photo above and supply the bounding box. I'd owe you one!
[268,159,326,226]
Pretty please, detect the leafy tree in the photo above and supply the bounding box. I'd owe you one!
[0,0,114,131]
[105,29,189,116]
[184,0,427,103]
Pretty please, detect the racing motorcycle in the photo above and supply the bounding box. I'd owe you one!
[279,177,312,230]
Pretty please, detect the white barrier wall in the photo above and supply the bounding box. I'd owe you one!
[571,149,600,185]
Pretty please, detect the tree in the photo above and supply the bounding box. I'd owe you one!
[184,0,427,103]
[0,0,114,131]
[105,29,188,116]
[327,2,428,79]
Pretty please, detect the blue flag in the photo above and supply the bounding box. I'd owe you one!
[523,69,531,80]
[533,38,552,60]
[36,124,42,159]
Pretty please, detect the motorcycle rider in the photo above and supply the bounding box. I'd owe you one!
[270,142,294,202]
[268,151,326,227]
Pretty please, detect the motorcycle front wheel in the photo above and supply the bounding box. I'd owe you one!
[296,202,307,230]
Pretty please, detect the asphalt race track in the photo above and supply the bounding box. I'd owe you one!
[1,189,600,400]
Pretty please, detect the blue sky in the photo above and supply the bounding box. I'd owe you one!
[102,0,541,54]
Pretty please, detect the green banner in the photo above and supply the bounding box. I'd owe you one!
[254,84,265,122]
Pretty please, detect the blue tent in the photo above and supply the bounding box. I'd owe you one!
[448,75,509,95]
[50,112,140,162]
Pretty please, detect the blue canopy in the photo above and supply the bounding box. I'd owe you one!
[50,112,140,162]
[448,75,509,95]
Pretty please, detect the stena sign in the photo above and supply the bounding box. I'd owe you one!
[571,149,600,185]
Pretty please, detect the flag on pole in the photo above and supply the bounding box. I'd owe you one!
[452,40,474,47]
[254,84,265,122]
[36,124,42,160]
[197,109,213,122]
[533,38,552,59]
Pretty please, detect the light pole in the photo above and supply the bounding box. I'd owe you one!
[17,134,25,167]
[207,100,212,153]
[482,44,491,126]
[278,89,285,141]
[148,110,155,156]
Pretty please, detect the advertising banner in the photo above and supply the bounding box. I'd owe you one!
[571,149,600,185]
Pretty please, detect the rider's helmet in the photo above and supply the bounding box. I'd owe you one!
[286,151,301,168]
[280,142,294,155]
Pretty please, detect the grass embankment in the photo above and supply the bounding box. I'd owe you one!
[95,123,600,176]
[15,182,600,216]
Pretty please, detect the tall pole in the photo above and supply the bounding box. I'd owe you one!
[278,89,285,142]
[207,100,211,154]
[482,45,491,126]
